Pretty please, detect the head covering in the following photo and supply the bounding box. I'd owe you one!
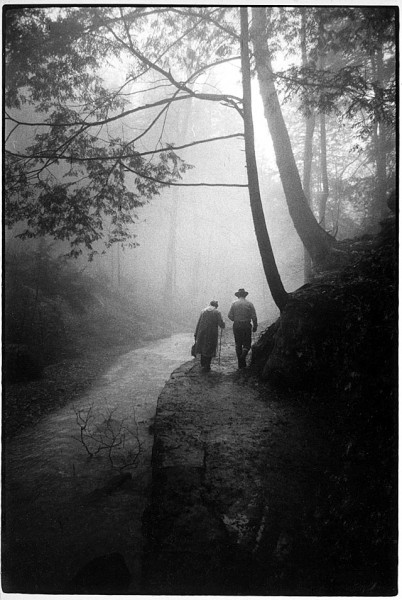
[235,288,248,298]
[210,300,219,308]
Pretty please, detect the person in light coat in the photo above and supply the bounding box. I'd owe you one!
[228,288,257,369]
[194,300,225,372]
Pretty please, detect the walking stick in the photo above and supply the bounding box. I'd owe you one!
[218,328,223,365]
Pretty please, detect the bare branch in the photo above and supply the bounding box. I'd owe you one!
[72,403,142,472]
[122,162,247,188]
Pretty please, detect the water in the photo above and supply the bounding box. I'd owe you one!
[3,332,194,594]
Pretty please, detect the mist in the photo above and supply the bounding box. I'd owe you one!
[5,64,306,347]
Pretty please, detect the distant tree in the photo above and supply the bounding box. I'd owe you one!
[316,14,329,230]
[276,7,396,230]
[300,9,316,280]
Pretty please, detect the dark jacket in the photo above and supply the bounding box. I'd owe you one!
[194,306,225,357]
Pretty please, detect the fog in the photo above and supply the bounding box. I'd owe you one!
[6,61,305,334]
[112,166,303,325]
[118,78,304,326]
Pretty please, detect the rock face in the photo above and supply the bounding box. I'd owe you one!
[252,217,397,394]
[252,289,344,387]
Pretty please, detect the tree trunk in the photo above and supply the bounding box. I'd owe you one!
[317,18,329,231]
[300,10,315,204]
[163,189,178,304]
[240,7,288,311]
[371,46,388,224]
[303,113,316,202]
[117,244,121,288]
[250,7,333,265]
[163,99,192,307]
[318,111,329,229]
[300,10,315,282]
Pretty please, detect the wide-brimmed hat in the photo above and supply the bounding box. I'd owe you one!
[235,288,248,297]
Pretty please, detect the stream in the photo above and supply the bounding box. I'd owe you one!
[3,332,194,594]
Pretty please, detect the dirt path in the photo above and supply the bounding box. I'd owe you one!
[2,332,194,594]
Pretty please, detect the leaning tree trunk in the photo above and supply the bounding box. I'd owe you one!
[240,7,288,311]
[250,7,333,266]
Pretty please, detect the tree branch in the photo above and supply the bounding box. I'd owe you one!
[5,85,240,130]
[122,163,247,188]
[6,133,244,162]
[171,6,241,42]
[114,8,244,115]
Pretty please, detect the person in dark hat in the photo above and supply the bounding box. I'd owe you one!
[194,300,225,372]
[228,288,257,369]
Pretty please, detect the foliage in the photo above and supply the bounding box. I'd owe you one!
[5,245,68,364]
[5,7,195,257]
[274,6,396,236]
[271,7,396,121]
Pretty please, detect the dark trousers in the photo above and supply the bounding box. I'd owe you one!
[233,321,252,368]
[200,355,212,371]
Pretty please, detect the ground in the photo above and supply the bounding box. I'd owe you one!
[2,332,397,595]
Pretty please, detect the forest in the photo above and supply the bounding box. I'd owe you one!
[3,5,398,596]
[5,6,396,355]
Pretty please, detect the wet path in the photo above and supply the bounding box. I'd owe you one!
[3,332,194,594]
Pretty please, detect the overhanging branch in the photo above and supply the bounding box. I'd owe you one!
[121,163,248,188]
[6,133,244,162]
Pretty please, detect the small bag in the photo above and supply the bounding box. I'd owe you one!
[191,343,197,357]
